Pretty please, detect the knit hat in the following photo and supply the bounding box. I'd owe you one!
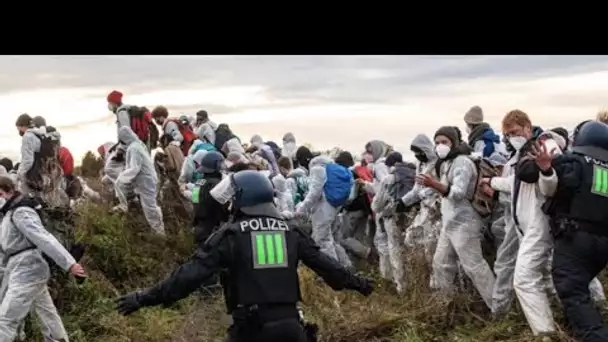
[107,90,123,104]
[32,116,46,128]
[464,105,484,125]
[434,126,459,146]
[385,152,403,167]
[196,110,208,120]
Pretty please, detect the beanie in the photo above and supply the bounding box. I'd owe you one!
[464,105,484,125]
[434,126,459,146]
[107,90,123,104]
[335,151,355,168]
[32,115,46,128]
[385,152,403,167]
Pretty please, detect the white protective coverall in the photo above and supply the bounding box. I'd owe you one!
[0,201,76,341]
[224,138,246,157]
[114,127,165,235]
[195,119,217,145]
[178,150,208,200]
[296,155,353,268]
[250,135,279,177]
[272,175,296,219]
[432,154,496,309]
[401,134,442,260]
[371,163,416,293]
[361,140,391,278]
[17,127,67,207]
[162,120,184,147]
[281,132,298,161]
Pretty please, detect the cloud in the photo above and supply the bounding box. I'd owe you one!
[0,55,607,161]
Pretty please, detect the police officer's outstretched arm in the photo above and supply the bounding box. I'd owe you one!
[296,228,373,296]
[116,228,230,315]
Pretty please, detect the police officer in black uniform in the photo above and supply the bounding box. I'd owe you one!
[192,151,229,245]
[116,170,374,342]
[541,120,608,342]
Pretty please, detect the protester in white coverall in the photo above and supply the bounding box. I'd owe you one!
[114,127,165,235]
[371,152,416,293]
[400,134,442,261]
[281,132,298,162]
[15,116,66,207]
[0,176,86,342]
[99,142,125,201]
[420,126,495,309]
[178,150,208,200]
[194,110,217,145]
[487,111,557,336]
[296,155,353,268]
[358,140,391,277]
[152,106,184,147]
[272,175,295,219]
[250,135,279,177]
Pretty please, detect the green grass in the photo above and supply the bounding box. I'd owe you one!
[29,199,585,342]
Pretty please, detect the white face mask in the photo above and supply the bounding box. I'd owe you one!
[435,144,451,159]
[108,103,116,112]
[508,136,527,151]
[465,126,472,134]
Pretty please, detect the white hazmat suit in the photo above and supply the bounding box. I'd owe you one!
[114,127,165,235]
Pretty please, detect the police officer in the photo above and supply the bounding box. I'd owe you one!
[192,151,229,245]
[115,170,373,341]
[538,120,608,342]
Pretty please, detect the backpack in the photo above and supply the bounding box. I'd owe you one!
[465,157,500,218]
[385,164,416,215]
[164,118,197,156]
[214,123,237,153]
[27,132,61,192]
[293,176,309,205]
[323,163,354,207]
[127,106,154,145]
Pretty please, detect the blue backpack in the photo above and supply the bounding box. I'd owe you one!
[324,163,353,207]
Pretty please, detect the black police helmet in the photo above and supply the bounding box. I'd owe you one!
[199,151,225,174]
[231,170,281,217]
[571,120,608,160]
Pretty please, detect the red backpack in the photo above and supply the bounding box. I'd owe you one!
[163,118,197,155]
[127,106,154,144]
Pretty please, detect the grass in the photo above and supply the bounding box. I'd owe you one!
[29,196,588,342]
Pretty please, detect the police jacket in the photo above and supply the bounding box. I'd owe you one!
[136,211,367,314]
[543,152,608,236]
[192,174,228,229]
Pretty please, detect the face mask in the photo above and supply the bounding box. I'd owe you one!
[435,144,451,159]
[415,153,428,163]
[18,131,24,137]
[465,126,472,134]
[508,136,527,151]
[108,103,116,112]
[389,166,396,173]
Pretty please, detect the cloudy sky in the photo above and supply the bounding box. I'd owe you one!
[1,55,607,162]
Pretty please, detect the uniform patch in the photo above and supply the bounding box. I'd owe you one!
[251,231,288,269]
[592,165,608,197]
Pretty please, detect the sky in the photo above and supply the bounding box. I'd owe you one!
[1,55,607,162]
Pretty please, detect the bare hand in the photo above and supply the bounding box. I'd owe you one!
[481,183,495,197]
[69,263,86,278]
[416,174,436,187]
[527,140,555,172]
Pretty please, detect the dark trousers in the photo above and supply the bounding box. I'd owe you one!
[224,318,307,342]
[552,230,608,342]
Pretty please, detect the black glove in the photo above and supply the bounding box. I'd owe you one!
[116,292,143,316]
[395,200,406,213]
[355,276,374,297]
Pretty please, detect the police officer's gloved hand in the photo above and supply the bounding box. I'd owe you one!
[355,275,374,297]
[395,200,406,213]
[116,291,153,316]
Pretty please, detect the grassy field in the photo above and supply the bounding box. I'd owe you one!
[33,199,587,342]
